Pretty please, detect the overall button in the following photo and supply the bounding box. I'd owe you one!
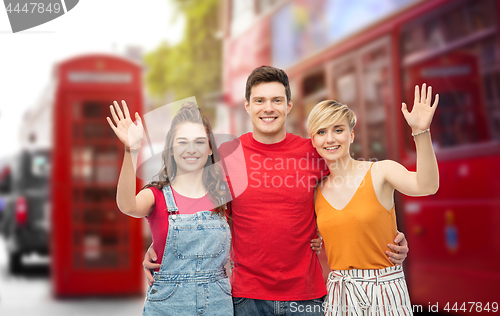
[172,215,177,220]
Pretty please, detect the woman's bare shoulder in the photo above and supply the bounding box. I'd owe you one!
[354,159,373,172]
[370,159,405,181]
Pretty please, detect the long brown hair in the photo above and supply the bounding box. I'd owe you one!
[143,102,229,216]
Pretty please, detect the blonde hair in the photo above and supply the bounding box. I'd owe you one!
[307,100,357,137]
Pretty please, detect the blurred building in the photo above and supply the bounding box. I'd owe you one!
[221,0,500,311]
[3,54,145,297]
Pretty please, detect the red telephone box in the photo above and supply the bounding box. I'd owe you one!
[51,55,143,296]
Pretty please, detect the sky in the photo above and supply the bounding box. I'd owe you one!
[0,0,185,158]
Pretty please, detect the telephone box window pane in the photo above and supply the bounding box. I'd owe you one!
[82,208,119,225]
[73,102,80,119]
[73,189,79,203]
[82,251,119,268]
[83,188,101,203]
[95,165,118,184]
[83,188,116,203]
[73,125,79,138]
[95,146,119,163]
[83,124,114,139]
[83,101,105,118]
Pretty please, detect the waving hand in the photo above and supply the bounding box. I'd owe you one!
[402,84,439,133]
[106,100,144,148]
[381,83,440,197]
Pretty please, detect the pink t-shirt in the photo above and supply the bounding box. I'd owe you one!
[146,186,214,268]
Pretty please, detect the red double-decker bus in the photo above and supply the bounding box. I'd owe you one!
[18,54,144,296]
[223,0,500,311]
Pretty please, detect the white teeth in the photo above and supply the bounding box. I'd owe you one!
[325,146,340,150]
[185,158,198,162]
[261,118,276,122]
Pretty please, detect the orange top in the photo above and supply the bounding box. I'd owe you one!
[315,163,397,270]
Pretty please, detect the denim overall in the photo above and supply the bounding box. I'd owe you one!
[142,185,233,316]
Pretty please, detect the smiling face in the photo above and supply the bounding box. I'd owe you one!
[172,122,212,175]
[244,81,293,144]
[311,118,354,162]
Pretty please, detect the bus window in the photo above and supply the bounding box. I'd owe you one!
[484,70,500,140]
[400,0,499,153]
[303,71,325,97]
[286,79,301,135]
[433,91,480,147]
[467,0,497,32]
[362,45,392,160]
[331,38,393,160]
[302,70,326,137]
[332,61,364,159]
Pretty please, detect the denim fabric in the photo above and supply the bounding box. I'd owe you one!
[233,297,326,316]
[142,185,233,316]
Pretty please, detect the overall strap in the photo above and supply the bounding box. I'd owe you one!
[162,185,178,214]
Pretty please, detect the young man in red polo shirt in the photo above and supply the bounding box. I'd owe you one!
[143,66,408,315]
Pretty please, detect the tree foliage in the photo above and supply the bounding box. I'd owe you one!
[145,0,222,105]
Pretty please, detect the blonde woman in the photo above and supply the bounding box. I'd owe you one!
[307,84,439,315]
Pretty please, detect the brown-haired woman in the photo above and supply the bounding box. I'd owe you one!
[107,101,232,315]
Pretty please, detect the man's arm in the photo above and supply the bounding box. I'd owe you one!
[311,236,322,254]
[143,243,161,286]
[386,231,409,265]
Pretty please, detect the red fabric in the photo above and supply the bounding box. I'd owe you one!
[146,187,213,268]
[146,187,169,269]
[219,133,329,301]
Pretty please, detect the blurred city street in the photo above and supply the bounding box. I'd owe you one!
[0,237,145,316]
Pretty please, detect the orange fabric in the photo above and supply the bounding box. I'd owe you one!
[315,164,397,270]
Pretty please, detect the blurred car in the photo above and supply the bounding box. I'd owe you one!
[0,150,50,273]
[0,158,13,225]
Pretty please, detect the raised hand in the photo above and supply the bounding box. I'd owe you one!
[402,84,439,134]
[106,100,144,148]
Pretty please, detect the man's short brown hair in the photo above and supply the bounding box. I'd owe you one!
[245,66,291,103]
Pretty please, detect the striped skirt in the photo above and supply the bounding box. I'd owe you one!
[325,266,413,316]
